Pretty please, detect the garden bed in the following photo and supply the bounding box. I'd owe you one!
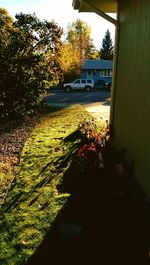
[0,113,42,205]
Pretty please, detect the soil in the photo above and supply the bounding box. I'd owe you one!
[0,114,42,167]
[0,113,42,204]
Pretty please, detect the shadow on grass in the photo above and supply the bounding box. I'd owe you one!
[44,103,79,116]
[1,104,150,265]
[27,159,103,264]
[0,104,71,134]
[27,146,150,265]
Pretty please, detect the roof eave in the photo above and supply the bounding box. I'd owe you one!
[72,0,117,13]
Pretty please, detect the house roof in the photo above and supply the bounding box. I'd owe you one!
[82,59,113,70]
[72,0,117,13]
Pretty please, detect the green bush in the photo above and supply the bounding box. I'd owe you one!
[0,9,63,120]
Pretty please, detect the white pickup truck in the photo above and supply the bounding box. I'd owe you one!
[63,79,94,92]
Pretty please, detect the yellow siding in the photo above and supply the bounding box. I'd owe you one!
[114,0,150,195]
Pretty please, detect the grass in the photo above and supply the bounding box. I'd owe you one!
[0,161,14,204]
[1,104,149,265]
[0,104,98,265]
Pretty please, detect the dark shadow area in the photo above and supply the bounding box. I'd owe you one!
[0,104,69,134]
[27,145,150,265]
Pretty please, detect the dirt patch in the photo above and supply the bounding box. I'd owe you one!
[0,114,42,166]
[0,112,42,204]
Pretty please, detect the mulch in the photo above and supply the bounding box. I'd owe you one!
[0,114,41,167]
[0,113,42,204]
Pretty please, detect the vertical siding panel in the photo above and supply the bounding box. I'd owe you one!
[114,0,150,195]
[128,1,147,159]
[137,2,150,194]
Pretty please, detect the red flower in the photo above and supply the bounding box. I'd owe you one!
[77,142,97,157]
[89,130,104,146]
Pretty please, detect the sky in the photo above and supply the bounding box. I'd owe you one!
[0,0,116,50]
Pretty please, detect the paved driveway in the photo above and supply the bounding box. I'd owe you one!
[44,90,111,121]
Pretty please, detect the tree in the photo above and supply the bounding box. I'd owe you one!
[0,8,14,46]
[0,9,63,120]
[58,19,97,83]
[100,29,114,60]
[67,19,95,62]
[58,42,81,82]
[90,49,100,60]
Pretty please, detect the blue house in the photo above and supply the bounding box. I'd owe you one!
[81,59,113,85]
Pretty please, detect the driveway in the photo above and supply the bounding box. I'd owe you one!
[44,90,111,121]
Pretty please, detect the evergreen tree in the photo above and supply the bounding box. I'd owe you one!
[100,29,113,60]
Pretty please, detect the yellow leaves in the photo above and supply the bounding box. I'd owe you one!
[58,42,81,73]
[21,240,27,245]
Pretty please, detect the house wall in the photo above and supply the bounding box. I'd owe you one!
[114,0,150,195]
[81,70,112,84]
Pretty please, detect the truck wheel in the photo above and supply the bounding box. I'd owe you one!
[65,86,71,92]
[85,86,91,92]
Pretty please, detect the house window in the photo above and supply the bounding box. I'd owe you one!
[100,70,105,77]
[109,70,112,76]
[100,70,112,77]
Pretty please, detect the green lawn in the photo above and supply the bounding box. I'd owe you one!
[0,104,97,265]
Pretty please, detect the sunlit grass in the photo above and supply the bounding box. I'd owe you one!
[0,104,92,265]
[0,162,14,204]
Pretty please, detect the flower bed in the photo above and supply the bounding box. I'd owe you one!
[76,116,109,169]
